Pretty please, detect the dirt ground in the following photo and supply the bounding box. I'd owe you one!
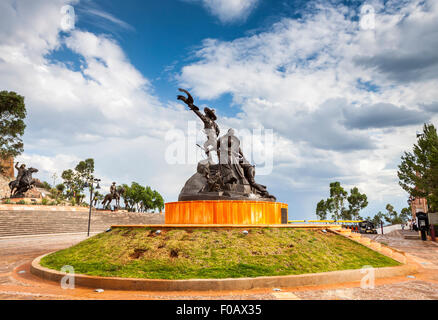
[1,231,438,300]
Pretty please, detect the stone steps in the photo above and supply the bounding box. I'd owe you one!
[0,210,164,237]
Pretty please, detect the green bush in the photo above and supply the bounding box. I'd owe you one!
[49,201,56,206]
[17,200,26,205]
[4,199,11,204]
[41,198,49,205]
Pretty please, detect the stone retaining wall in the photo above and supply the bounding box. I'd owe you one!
[0,204,89,211]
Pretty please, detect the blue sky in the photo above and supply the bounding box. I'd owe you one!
[1,0,438,220]
[50,0,316,117]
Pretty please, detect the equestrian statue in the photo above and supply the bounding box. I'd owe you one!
[102,182,125,209]
[9,162,39,198]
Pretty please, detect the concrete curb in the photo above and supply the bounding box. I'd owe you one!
[30,253,417,292]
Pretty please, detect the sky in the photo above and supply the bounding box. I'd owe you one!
[1,0,438,220]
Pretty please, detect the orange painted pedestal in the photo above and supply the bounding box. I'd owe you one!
[165,200,288,225]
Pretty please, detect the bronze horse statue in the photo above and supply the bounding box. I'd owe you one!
[102,186,125,209]
[9,167,39,198]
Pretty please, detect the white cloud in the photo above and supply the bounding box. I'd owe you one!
[85,9,134,31]
[0,0,195,201]
[16,153,80,179]
[189,0,259,23]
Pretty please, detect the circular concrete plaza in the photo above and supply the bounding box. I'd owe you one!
[1,229,438,300]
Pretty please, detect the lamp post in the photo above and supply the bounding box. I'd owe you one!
[85,177,101,237]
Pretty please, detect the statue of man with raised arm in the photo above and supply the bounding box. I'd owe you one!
[15,162,26,184]
[177,88,220,159]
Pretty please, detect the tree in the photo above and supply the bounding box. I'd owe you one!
[56,183,65,193]
[398,123,438,212]
[0,91,26,160]
[74,159,94,186]
[384,204,396,224]
[123,182,145,212]
[93,190,104,207]
[346,187,368,220]
[370,211,385,226]
[40,181,52,191]
[316,199,333,220]
[329,182,348,220]
[61,169,75,198]
[61,159,95,204]
[51,183,66,202]
[121,183,132,210]
[400,207,412,222]
[315,182,368,220]
[316,200,328,220]
[141,186,154,212]
[122,182,165,212]
[383,204,404,225]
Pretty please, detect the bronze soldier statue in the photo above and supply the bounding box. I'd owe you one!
[239,155,276,200]
[110,182,117,197]
[217,128,246,185]
[178,88,220,158]
[102,183,125,209]
[15,162,26,183]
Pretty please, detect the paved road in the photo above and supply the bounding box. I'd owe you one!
[1,232,438,300]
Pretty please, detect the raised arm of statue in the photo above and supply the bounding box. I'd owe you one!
[15,162,20,170]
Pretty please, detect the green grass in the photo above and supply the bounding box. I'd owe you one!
[40,227,400,280]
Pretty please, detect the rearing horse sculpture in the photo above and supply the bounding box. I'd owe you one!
[9,167,39,198]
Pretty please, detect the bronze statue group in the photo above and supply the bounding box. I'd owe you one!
[177,89,276,201]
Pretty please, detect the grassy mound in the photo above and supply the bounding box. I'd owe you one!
[40,227,400,280]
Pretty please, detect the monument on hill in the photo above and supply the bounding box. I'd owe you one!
[165,89,287,225]
[177,88,276,202]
